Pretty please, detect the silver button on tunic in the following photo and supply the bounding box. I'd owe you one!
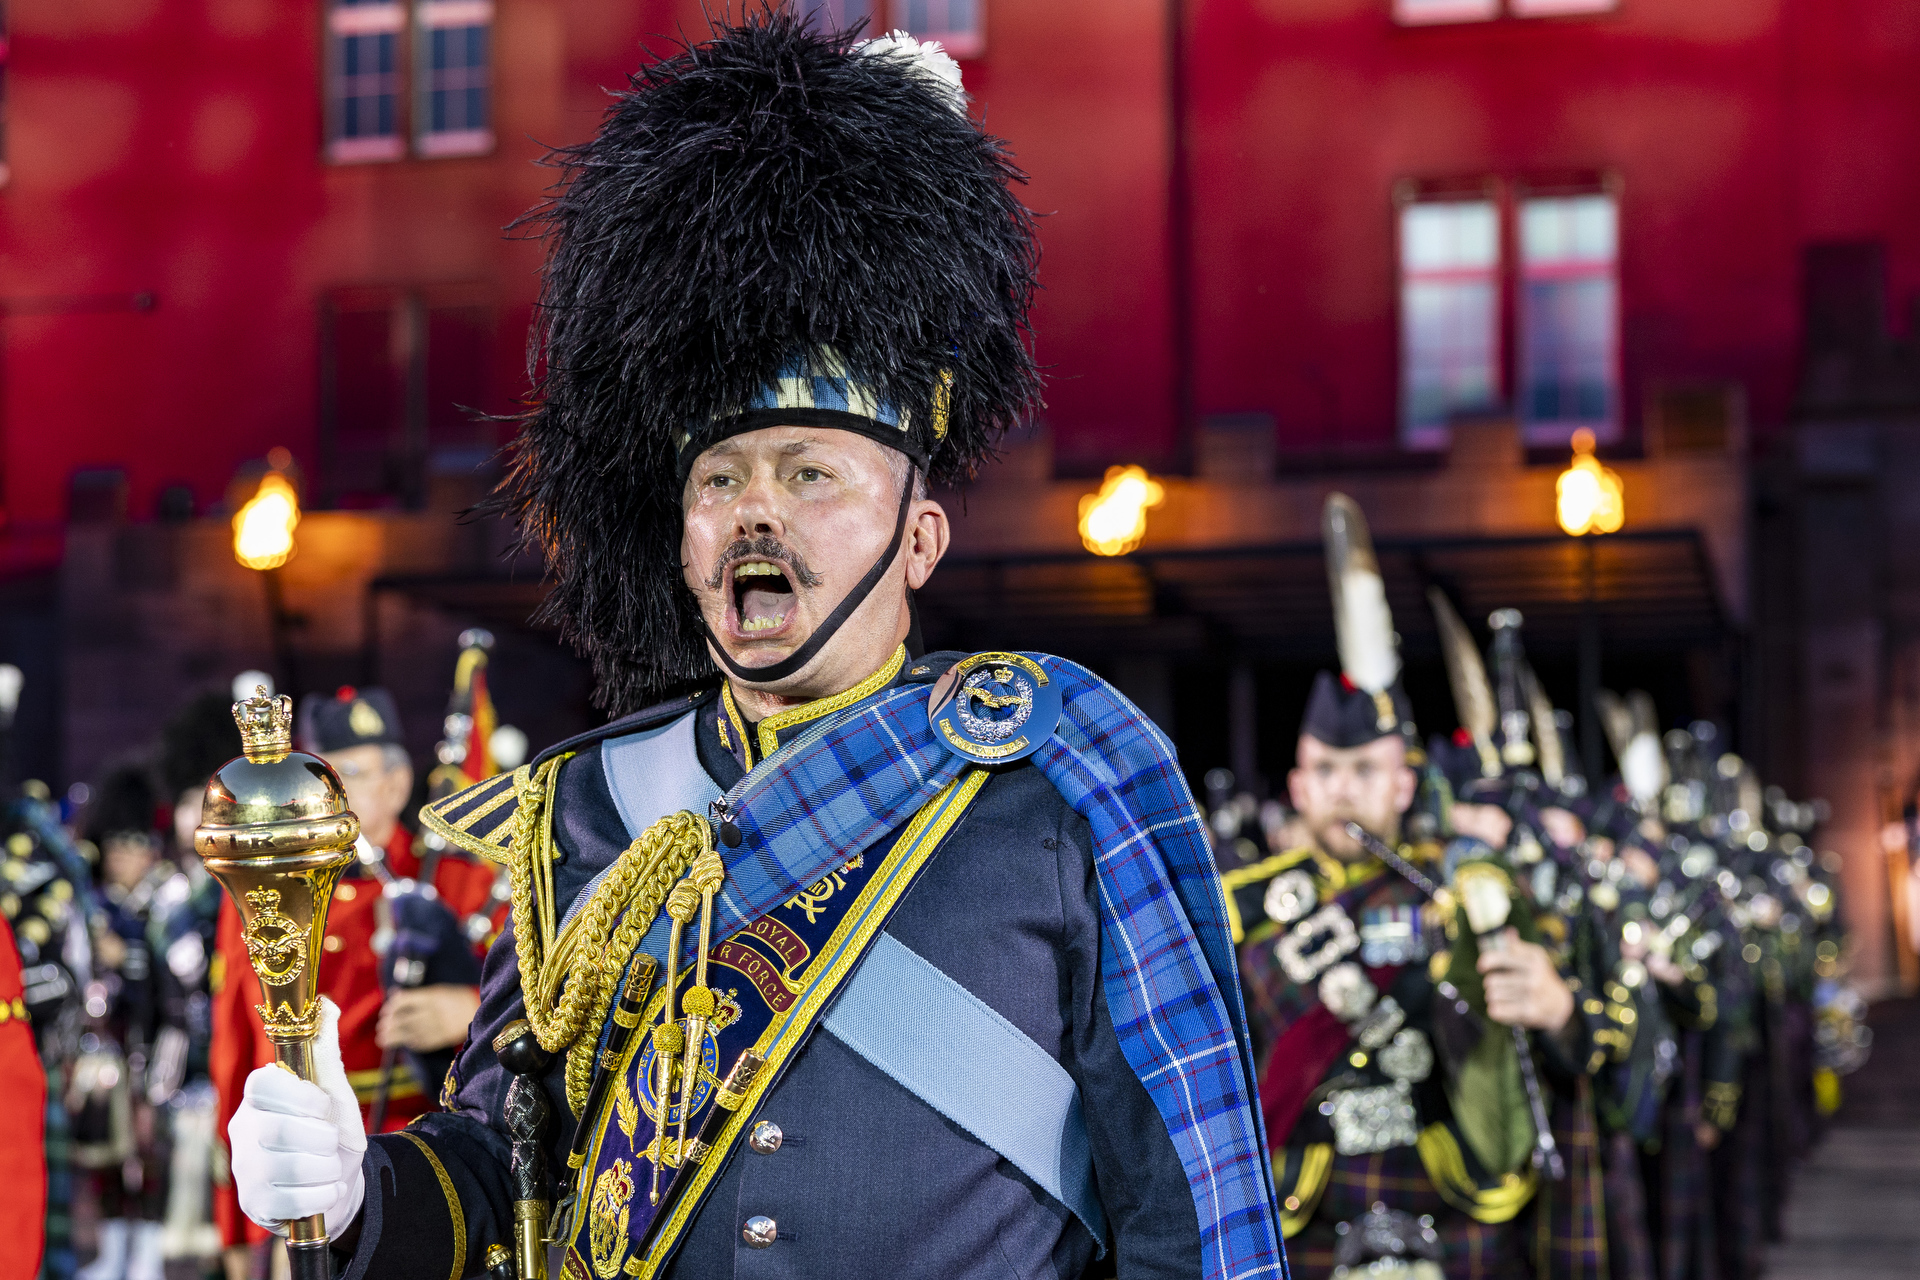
[748,1121,784,1154]
[742,1215,778,1249]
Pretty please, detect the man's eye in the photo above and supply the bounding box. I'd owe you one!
[707,474,734,489]
[795,467,823,482]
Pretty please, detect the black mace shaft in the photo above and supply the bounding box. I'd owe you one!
[494,1020,556,1280]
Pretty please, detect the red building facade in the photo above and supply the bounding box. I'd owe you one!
[3,0,1919,523]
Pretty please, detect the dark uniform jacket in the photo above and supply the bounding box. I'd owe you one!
[340,655,1203,1280]
[1223,839,1606,1280]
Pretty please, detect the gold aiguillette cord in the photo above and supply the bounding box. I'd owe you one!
[644,849,727,1205]
[673,850,728,1160]
[648,881,695,1205]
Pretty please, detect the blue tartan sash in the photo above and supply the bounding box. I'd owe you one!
[574,655,1285,1280]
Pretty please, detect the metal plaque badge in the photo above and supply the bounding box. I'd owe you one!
[1377,1028,1434,1084]
[1264,869,1317,925]
[1275,903,1360,985]
[1328,1080,1420,1156]
[928,653,1061,765]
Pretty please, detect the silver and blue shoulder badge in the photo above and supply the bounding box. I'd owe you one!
[926,652,1061,765]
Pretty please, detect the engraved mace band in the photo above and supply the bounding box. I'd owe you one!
[195,812,360,861]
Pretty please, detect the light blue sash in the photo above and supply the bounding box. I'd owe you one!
[822,932,1107,1247]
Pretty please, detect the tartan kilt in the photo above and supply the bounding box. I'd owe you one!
[1287,1144,1530,1280]
[1532,1079,1608,1280]
[1643,1036,1717,1280]
[1710,1054,1769,1280]
[1602,1131,1655,1280]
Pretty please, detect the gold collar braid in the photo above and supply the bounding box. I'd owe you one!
[507,756,718,1114]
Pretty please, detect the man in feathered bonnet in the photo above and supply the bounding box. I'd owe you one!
[224,12,1283,1280]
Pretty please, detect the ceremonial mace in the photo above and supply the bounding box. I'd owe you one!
[197,689,362,1280]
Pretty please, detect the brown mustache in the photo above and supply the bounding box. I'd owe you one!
[704,535,824,590]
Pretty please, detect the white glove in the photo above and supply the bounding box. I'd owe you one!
[229,997,368,1239]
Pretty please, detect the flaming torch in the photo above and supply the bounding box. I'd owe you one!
[196,688,360,1279]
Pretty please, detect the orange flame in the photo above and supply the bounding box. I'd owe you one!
[1078,465,1165,557]
[233,472,301,570]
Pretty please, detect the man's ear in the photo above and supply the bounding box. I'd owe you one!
[904,498,949,591]
[1392,763,1420,814]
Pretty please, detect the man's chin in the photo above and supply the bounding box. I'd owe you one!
[707,624,818,688]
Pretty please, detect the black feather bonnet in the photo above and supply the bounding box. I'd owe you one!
[500,9,1042,714]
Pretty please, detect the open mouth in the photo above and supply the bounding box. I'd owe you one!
[729,560,797,637]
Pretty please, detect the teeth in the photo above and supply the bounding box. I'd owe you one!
[735,561,783,578]
[740,613,788,633]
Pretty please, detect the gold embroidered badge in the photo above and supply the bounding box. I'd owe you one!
[589,1158,634,1279]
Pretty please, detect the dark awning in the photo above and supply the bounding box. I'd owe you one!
[366,529,1728,666]
[916,528,1729,661]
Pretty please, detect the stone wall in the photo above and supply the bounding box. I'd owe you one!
[59,509,592,794]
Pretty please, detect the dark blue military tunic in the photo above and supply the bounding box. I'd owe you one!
[339,656,1201,1279]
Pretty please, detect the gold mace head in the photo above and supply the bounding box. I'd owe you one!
[196,686,361,1045]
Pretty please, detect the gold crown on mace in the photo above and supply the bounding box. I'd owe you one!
[233,687,294,761]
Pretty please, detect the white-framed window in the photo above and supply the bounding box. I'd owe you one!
[1399,198,1502,448]
[415,0,493,157]
[326,0,405,163]
[893,0,985,58]
[1396,0,1612,25]
[325,0,492,164]
[1519,193,1620,445]
[798,0,985,57]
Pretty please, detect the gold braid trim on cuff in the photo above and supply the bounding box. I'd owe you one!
[396,1131,467,1280]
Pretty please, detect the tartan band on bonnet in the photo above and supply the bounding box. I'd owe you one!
[676,349,953,483]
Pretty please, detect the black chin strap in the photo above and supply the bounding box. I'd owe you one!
[704,470,916,687]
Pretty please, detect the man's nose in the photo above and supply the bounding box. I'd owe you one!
[729,469,787,540]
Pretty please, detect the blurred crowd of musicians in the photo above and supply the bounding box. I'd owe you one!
[0,632,522,1280]
[1203,498,1869,1280]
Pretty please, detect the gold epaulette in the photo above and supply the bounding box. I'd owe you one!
[1218,845,1316,893]
[1219,846,1316,945]
[419,769,525,864]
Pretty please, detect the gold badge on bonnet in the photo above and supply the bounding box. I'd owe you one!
[348,699,386,739]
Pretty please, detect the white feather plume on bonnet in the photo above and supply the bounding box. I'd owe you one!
[856,30,967,113]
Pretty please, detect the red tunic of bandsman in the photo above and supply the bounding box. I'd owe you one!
[0,914,48,1279]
